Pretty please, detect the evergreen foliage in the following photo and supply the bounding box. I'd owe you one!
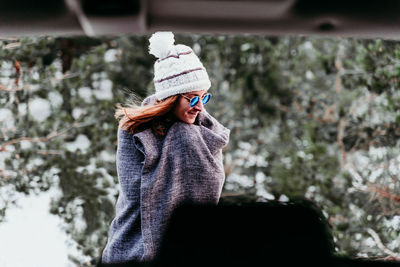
[0,34,399,264]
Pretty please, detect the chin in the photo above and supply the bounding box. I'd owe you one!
[184,119,195,124]
[183,115,197,124]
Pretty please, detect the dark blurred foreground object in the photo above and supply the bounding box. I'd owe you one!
[154,199,333,267]
[97,199,399,267]
[3,0,400,38]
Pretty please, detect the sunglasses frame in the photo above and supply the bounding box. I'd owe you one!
[180,93,212,107]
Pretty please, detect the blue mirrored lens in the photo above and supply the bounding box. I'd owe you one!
[190,96,200,107]
[202,94,210,105]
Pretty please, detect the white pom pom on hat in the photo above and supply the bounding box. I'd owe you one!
[149,31,175,59]
[148,31,211,101]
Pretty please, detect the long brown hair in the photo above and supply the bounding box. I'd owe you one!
[115,95,180,136]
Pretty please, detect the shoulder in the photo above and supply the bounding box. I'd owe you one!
[117,126,133,140]
[116,127,148,161]
[117,128,137,152]
[117,127,143,150]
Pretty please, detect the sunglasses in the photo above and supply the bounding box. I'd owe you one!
[180,93,212,107]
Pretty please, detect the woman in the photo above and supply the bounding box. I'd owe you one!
[101,32,230,264]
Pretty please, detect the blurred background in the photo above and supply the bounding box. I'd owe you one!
[1,34,400,266]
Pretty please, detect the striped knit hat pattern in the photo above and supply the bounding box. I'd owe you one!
[149,32,211,101]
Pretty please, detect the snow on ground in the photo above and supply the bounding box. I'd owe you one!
[0,190,74,267]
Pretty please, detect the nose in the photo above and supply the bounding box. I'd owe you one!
[193,99,203,111]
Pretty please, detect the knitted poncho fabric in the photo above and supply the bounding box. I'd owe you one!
[102,109,230,264]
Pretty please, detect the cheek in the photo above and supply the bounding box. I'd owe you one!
[173,100,196,123]
[174,101,188,118]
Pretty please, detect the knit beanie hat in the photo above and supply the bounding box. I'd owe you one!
[149,32,211,101]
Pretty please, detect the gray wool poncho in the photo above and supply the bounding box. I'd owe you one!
[102,108,230,264]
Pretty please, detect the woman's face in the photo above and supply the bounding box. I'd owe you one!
[173,90,207,124]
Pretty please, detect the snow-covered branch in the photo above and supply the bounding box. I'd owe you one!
[0,122,95,152]
[366,228,400,259]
